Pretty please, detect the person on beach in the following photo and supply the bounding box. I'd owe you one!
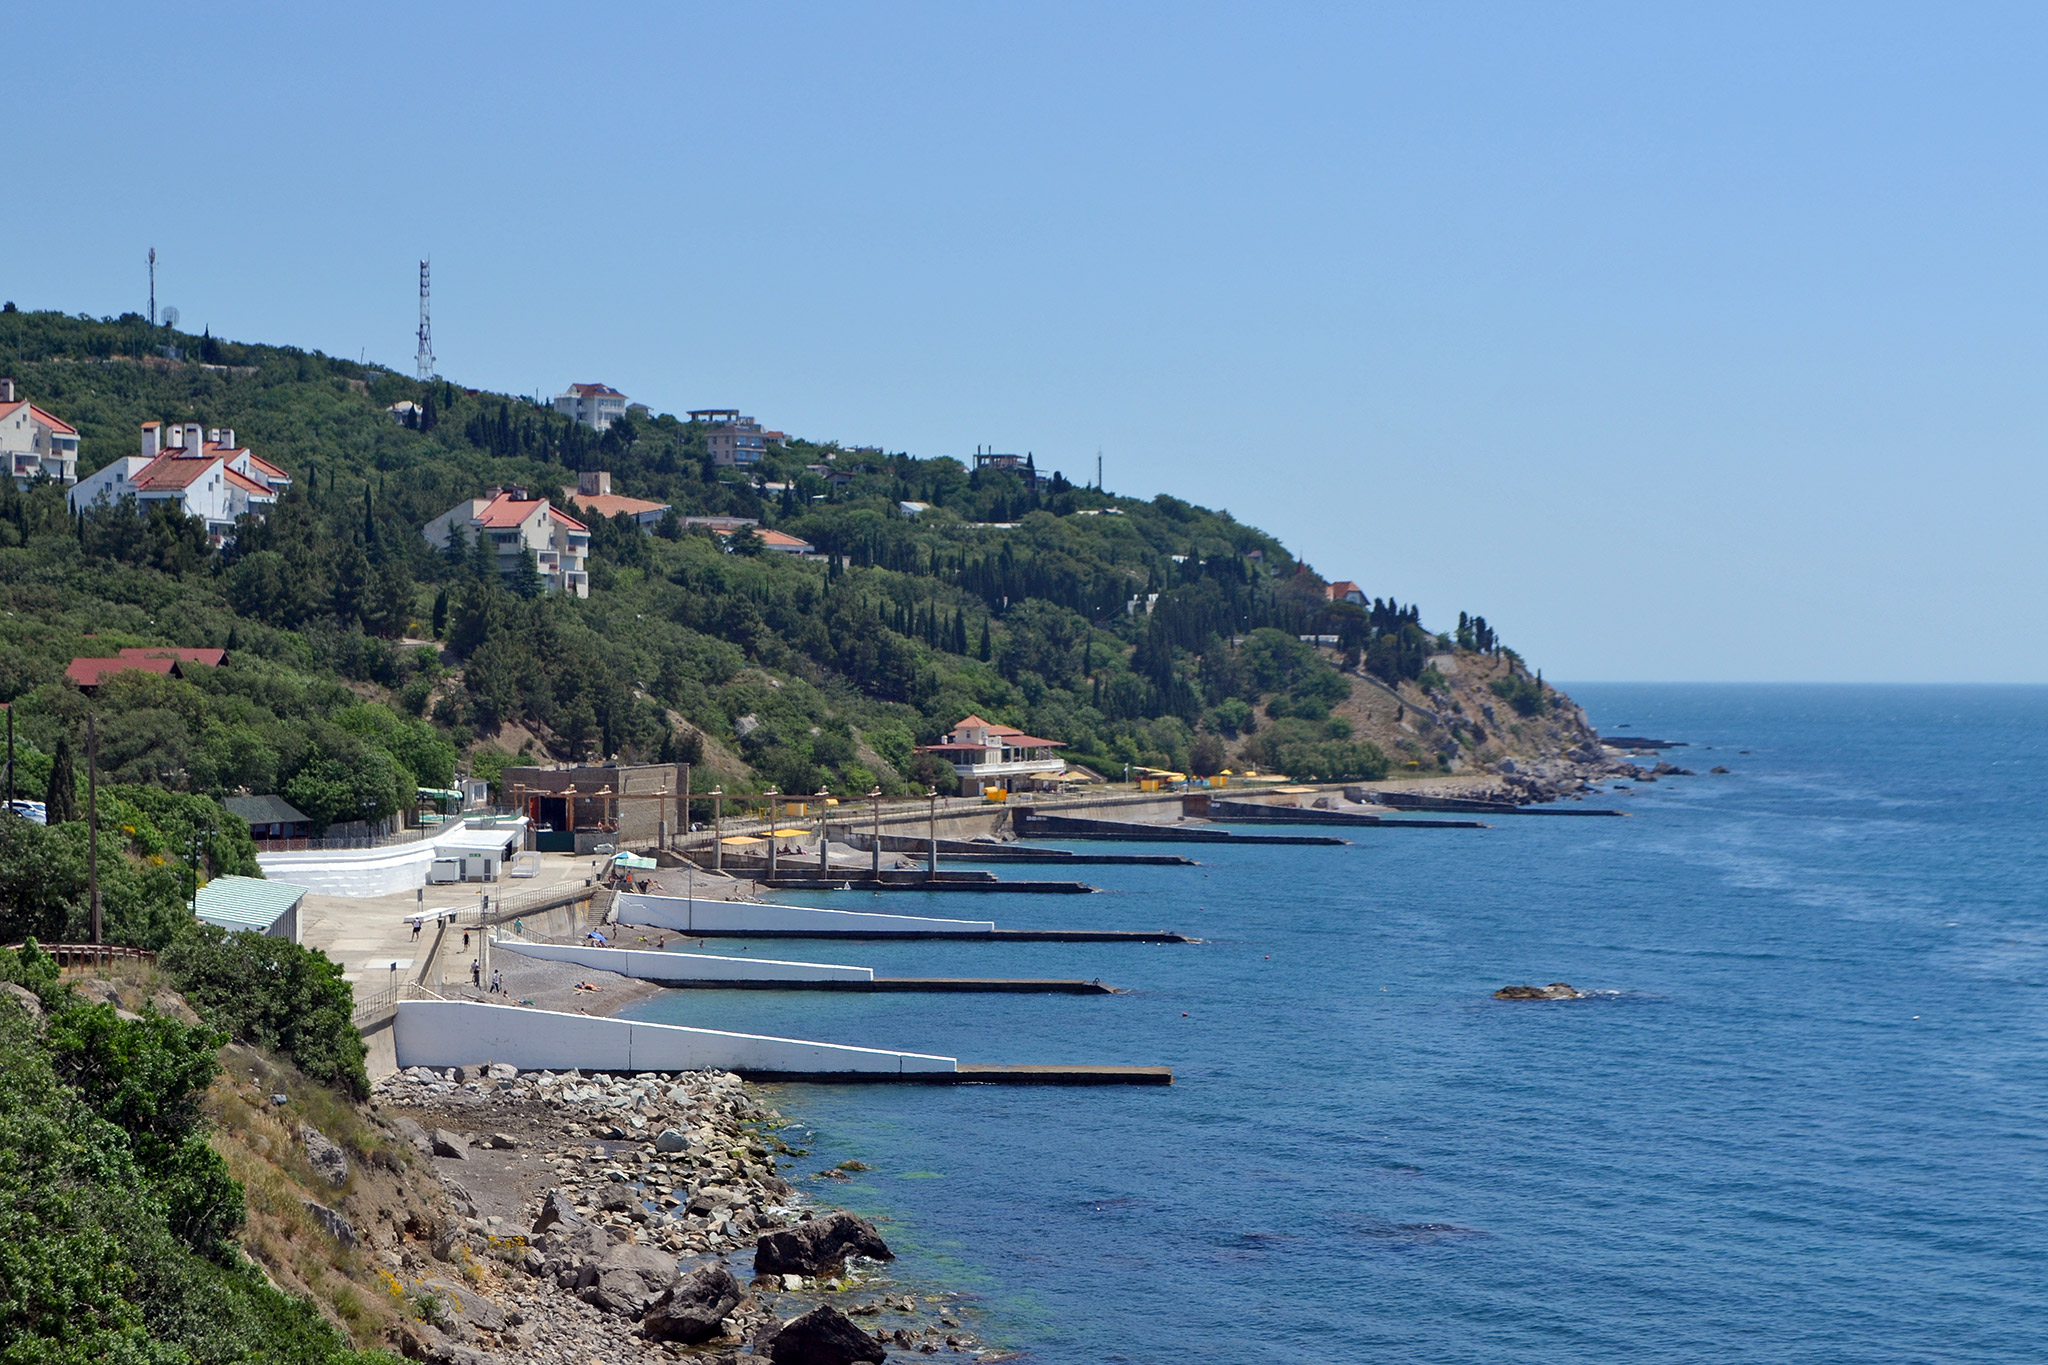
[470,959,481,987]
[462,929,470,949]
[490,969,502,994]
[410,919,421,941]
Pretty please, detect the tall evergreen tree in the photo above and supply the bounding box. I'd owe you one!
[978,618,992,661]
[44,734,76,824]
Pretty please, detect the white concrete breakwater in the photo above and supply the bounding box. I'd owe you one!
[614,891,995,936]
[392,999,957,1075]
[493,936,875,983]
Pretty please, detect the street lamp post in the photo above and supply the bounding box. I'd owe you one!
[711,788,724,872]
[764,789,780,882]
[868,787,882,880]
[815,787,831,874]
[926,787,938,882]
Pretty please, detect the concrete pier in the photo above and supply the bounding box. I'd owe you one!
[1012,811,1348,845]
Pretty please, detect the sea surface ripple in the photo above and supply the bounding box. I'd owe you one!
[622,684,2048,1362]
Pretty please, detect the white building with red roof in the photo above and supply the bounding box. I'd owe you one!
[422,488,591,597]
[0,378,80,487]
[917,714,1066,789]
[554,383,630,432]
[67,420,283,544]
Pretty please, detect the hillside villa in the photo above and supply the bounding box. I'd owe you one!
[693,410,769,467]
[0,378,80,488]
[917,714,1065,791]
[555,383,630,432]
[1324,580,1366,606]
[423,488,591,597]
[67,422,289,545]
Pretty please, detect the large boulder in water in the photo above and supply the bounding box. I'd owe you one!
[761,1303,887,1364]
[1494,982,1583,1000]
[640,1263,744,1343]
[754,1211,893,1277]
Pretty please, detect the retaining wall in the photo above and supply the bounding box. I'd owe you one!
[392,999,956,1074]
[614,892,994,936]
[494,937,873,982]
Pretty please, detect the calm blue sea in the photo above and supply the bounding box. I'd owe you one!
[622,685,2048,1362]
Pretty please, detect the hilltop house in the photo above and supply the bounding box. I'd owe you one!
[555,383,630,432]
[67,421,288,545]
[692,410,769,467]
[0,378,80,488]
[64,646,226,693]
[916,715,1064,791]
[972,447,1038,490]
[422,489,590,597]
[561,470,670,527]
[1324,580,1366,606]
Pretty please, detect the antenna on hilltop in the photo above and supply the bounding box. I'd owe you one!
[148,248,157,327]
[415,259,435,381]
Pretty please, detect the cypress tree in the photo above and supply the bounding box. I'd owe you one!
[432,587,449,637]
[978,618,992,662]
[44,734,76,825]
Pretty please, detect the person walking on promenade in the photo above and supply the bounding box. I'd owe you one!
[490,969,502,994]
[471,958,481,988]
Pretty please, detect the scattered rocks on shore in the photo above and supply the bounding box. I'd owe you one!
[1494,982,1584,1000]
[369,1063,987,1363]
[755,1210,894,1277]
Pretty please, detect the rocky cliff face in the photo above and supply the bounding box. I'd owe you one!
[1233,645,1621,796]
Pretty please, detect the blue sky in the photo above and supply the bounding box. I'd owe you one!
[7,3,2044,681]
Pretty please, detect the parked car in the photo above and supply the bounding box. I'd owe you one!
[4,799,46,825]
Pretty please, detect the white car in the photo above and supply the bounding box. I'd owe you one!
[5,799,46,825]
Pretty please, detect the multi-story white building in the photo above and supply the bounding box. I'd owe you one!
[916,714,1065,791]
[554,383,630,432]
[0,378,80,487]
[67,421,287,544]
[691,409,769,467]
[422,489,591,597]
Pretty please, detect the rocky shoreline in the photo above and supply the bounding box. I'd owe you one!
[370,1064,1007,1364]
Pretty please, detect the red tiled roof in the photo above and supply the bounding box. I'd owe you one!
[994,733,1061,749]
[132,454,221,491]
[569,492,670,519]
[475,495,545,528]
[239,453,289,481]
[224,468,274,497]
[570,383,625,397]
[0,401,77,435]
[67,656,180,687]
[28,405,75,435]
[547,505,587,532]
[119,647,225,667]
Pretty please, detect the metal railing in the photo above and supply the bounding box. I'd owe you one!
[4,942,158,969]
[351,980,447,1026]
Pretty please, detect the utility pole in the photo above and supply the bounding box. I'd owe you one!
[86,715,101,947]
[5,704,13,812]
[764,789,780,882]
[148,248,157,327]
[926,787,938,882]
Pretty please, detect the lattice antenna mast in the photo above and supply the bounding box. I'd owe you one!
[415,259,435,380]
[148,248,156,326]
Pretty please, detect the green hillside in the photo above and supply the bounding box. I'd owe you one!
[0,308,1526,863]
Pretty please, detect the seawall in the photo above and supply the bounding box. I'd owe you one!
[494,936,874,982]
[392,999,958,1075]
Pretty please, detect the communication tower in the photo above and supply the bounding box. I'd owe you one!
[415,259,435,380]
